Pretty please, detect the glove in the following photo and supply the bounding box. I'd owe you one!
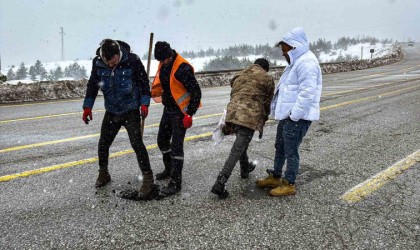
[141,105,148,118]
[82,108,92,124]
[222,122,234,135]
[183,115,193,129]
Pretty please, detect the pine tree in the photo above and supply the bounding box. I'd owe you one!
[33,60,43,75]
[7,67,16,80]
[32,60,47,80]
[54,66,63,80]
[46,69,55,81]
[29,66,37,81]
[15,62,28,80]
[64,62,87,80]
[39,67,47,80]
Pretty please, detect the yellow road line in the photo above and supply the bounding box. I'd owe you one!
[0,104,160,124]
[0,134,101,153]
[341,149,420,203]
[0,132,212,182]
[194,113,223,119]
[0,111,93,123]
[2,67,419,124]
[321,85,419,111]
[323,77,420,97]
[1,84,418,182]
[0,113,223,153]
[1,84,418,154]
[338,64,420,81]
[0,99,88,108]
[2,83,418,153]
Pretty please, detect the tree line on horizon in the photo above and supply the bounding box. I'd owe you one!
[142,35,393,71]
[5,60,87,81]
[2,35,394,82]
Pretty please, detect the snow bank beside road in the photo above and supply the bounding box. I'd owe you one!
[0,80,87,103]
[0,44,402,104]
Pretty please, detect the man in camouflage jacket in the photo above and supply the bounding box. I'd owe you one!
[211,58,275,198]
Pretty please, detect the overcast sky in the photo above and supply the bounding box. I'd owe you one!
[1,0,419,68]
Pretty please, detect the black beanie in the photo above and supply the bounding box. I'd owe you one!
[254,58,270,72]
[154,41,173,61]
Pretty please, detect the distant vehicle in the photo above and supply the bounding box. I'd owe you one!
[408,41,414,46]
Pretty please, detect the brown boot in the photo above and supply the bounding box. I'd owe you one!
[255,171,283,188]
[269,179,296,196]
[95,169,111,187]
[138,171,155,199]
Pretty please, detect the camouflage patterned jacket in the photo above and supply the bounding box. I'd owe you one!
[225,64,275,134]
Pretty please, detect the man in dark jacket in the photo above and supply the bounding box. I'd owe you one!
[82,39,155,199]
[151,41,202,196]
[211,58,275,198]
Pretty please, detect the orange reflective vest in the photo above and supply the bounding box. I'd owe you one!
[151,55,201,115]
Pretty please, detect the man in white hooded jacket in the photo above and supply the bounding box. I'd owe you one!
[256,27,322,196]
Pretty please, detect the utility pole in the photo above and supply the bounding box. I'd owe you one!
[60,27,65,61]
[361,46,363,60]
[0,53,2,72]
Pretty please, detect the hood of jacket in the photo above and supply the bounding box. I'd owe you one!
[281,27,309,66]
[95,40,130,67]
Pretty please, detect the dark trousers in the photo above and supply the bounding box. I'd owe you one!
[220,124,255,178]
[98,109,151,173]
[157,108,187,179]
[272,119,311,183]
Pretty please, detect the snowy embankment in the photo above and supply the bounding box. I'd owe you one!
[0,43,401,104]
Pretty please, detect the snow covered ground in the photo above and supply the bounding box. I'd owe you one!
[1,43,393,85]
[318,43,392,62]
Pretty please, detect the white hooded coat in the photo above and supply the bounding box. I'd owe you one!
[270,27,322,121]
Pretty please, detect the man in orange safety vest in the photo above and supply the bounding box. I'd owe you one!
[151,41,202,196]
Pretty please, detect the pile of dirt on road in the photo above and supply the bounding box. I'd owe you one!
[0,44,402,104]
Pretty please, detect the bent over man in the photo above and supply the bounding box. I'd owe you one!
[151,41,202,196]
[211,58,275,198]
[256,27,322,196]
[82,39,155,199]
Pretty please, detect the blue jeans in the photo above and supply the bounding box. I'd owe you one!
[272,119,311,184]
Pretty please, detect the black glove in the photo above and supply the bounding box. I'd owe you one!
[222,122,234,135]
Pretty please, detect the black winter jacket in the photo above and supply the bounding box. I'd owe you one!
[83,41,150,114]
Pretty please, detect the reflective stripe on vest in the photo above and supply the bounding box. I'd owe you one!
[177,92,190,105]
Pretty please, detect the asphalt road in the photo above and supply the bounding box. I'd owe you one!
[1,44,419,249]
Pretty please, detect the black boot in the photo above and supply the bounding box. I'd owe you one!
[211,173,229,198]
[95,168,111,187]
[161,178,182,196]
[161,163,182,197]
[240,161,257,179]
[156,153,172,180]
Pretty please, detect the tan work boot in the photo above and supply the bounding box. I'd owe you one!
[255,172,283,188]
[95,169,111,187]
[138,171,155,199]
[269,179,296,196]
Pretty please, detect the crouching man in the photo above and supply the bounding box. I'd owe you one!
[211,58,275,198]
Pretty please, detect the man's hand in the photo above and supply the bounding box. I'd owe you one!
[141,105,148,119]
[82,108,92,124]
[183,115,193,129]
